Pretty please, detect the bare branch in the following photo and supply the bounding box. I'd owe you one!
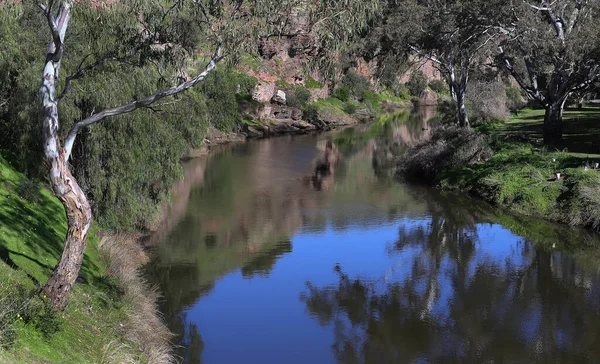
[498,45,546,104]
[63,47,223,161]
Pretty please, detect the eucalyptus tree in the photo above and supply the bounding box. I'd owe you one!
[35,0,378,310]
[497,0,600,143]
[371,0,509,127]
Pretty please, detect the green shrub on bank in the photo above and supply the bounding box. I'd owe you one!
[287,85,311,109]
[439,142,600,230]
[341,70,370,99]
[428,79,448,94]
[333,86,350,102]
[407,71,428,97]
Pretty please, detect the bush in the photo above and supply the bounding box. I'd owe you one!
[333,86,350,102]
[0,284,29,349]
[466,81,510,122]
[343,102,358,115]
[21,294,64,339]
[406,71,428,97]
[341,70,370,99]
[287,86,311,109]
[302,104,320,124]
[396,125,492,182]
[506,86,524,111]
[429,79,448,94]
[393,84,411,99]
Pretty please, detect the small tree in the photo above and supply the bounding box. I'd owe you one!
[35,0,378,310]
[497,0,600,143]
[406,70,428,97]
[392,0,509,127]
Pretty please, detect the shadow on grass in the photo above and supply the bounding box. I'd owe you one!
[500,108,600,155]
[0,170,101,286]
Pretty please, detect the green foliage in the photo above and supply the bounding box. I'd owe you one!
[406,71,428,97]
[0,157,143,362]
[333,86,351,102]
[304,75,323,89]
[343,102,358,115]
[303,104,320,124]
[341,70,371,99]
[286,86,311,109]
[360,90,383,113]
[428,79,448,94]
[21,295,64,339]
[506,86,524,111]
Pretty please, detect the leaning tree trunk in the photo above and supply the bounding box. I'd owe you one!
[38,0,91,311]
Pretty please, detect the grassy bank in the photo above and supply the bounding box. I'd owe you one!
[0,155,171,363]
[437,108,600,231]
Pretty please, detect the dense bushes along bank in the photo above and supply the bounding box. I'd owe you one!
[0,156,173,363]
[397,109,600,231]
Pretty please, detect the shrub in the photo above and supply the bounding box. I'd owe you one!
[0,284,29,350]
[21,294,64,339]
[429,79,448,94]
[302,104,320,124]
[466,81,509,122]
[287,86,311,109]
[341,70,370,99]
[406,71,428,97]
[333,86,350,102]
[506,86,524,111]
[393,84,411,99]
[343,102,358,115]
[396,125,492,182]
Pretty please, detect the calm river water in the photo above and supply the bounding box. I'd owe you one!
[147,108,600,363]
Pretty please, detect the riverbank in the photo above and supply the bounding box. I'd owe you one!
[0,156,173,363]
[400,108,600,231]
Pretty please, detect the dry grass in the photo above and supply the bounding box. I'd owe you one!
[99,235,175,364]
[396,125,492,182]
[0,282,28,351]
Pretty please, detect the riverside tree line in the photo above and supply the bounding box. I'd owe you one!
[0,0,598,309]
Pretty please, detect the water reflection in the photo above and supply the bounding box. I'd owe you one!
[302,193,600,362]
[148,107,600,363]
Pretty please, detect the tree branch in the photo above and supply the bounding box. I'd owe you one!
[57,51,138,101]
[63,47,223,161]
[498,45,545,104]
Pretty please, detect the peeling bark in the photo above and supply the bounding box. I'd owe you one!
[38,0,91,310]
[36,0,223,309]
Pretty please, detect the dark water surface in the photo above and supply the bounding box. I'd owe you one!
[148,109,600,363]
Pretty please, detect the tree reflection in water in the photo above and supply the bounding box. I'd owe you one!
[301,194,600,363]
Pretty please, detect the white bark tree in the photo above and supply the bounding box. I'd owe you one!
[497,0,600,144]
[36,0,378,309]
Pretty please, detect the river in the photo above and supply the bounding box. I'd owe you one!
[147,108,600,363]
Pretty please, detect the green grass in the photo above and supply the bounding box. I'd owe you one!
[498,107,600,156]
[304,75,323,89]
[440,108,600,230]
[0,155,142,363]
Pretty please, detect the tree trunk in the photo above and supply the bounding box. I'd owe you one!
[543,104,563,144]
[455,88,469,128]
[38,1,91,310]
[42,148,92,310]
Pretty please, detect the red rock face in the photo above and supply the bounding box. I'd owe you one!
[399,57,443,83]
